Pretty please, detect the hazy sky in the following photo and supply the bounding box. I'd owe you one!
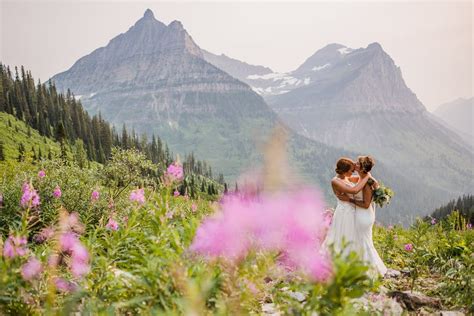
[1,0,472,110]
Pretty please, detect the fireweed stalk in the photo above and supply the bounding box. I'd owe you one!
[190,187,333,282]
[43,208,90,310]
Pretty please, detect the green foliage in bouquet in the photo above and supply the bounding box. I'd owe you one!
[373,184,394,208]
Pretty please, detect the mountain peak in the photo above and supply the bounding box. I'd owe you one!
[168,20,184,30]
[367,42,383,51]
[143,9,155,19]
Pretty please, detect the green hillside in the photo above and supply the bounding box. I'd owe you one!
[0,112,61,161]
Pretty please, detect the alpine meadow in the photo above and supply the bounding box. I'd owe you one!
[0,4,473,315]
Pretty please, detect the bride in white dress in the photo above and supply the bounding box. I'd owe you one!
[323,157,371,255]
[351,156,387,276]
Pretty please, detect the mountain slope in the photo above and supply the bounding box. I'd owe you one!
[266,43,473,196]
[0,112,61,160]
[49,10,465,225]
[433,97,473,146]
[202,50,273,82]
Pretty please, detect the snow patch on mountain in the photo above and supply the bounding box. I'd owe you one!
[312,63,331,71]
[338,47,352,55]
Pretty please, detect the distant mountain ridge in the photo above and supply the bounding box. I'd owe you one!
[205,42,473,195]
[50,9,472,225]
[433,97,473,146]
[202,50,273,82]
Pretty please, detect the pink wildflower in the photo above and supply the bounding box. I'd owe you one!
[467,223,472,230]
[105,218,119,231]
[21,257,43,281]
[33,227,55,244]
[60,212,84,233]
[173,190,180,197]
[20,182,40,208]
[191,203,197,213]
[54,277,77,293]
[38,170,46,178]
[190,187,332,281]
[166,162,184,181]
[129,188,145,204]
[431,218,437,225]
[165,210,174,219]
[53,185,62,198]
[3,235,28,258]
[387,225,394,230]
[404,243,413,252]
[58,231,90,278]
[323,209,334,226]
[91,190,100,202]
[59,232,77,252]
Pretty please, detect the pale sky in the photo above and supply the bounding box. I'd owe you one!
[1,0,472,110]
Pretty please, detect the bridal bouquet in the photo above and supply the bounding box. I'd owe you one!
[373,183,394,208]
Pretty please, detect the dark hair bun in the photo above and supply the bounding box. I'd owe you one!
[358,156,375,172]
[335,157,354,175]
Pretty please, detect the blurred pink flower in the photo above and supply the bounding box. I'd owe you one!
[59,232,77,252]
[387,225,394,230]
[91,190,100,202]
[190,187,332,281]
[106,218,119,231]
[54,277,77,293]
[404,243,413,252]
[467,223,472,230]
[165,210,174,219]
[71,243,89,263]
[173,190,180,197]
[33,227,55,244]
[53,185,62,198]
[129,188,145,204]
[166,162,184,181]
[191,203,197,213]
[38,170,46,178]
[20,182,40,208]
[58,231,90,278]
[3,235,28,258]
[60,212,84,234]
[21,256,43,280]
[323,209,334,226]
[431,218,437,225]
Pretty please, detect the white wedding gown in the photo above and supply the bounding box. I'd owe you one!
[353,189,388,276]
[324,179,387,277]
[323,179,360,256]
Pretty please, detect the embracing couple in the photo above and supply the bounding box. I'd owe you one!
[324,156,387,277]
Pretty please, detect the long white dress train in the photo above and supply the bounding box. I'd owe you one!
[354,190,388,276]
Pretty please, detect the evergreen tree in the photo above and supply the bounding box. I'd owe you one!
[74,139,88,168]
[18,143,25,161]
[0,141,5,161]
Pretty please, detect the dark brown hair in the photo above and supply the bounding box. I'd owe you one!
[358,156,375,173]
[335,157,354,175]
